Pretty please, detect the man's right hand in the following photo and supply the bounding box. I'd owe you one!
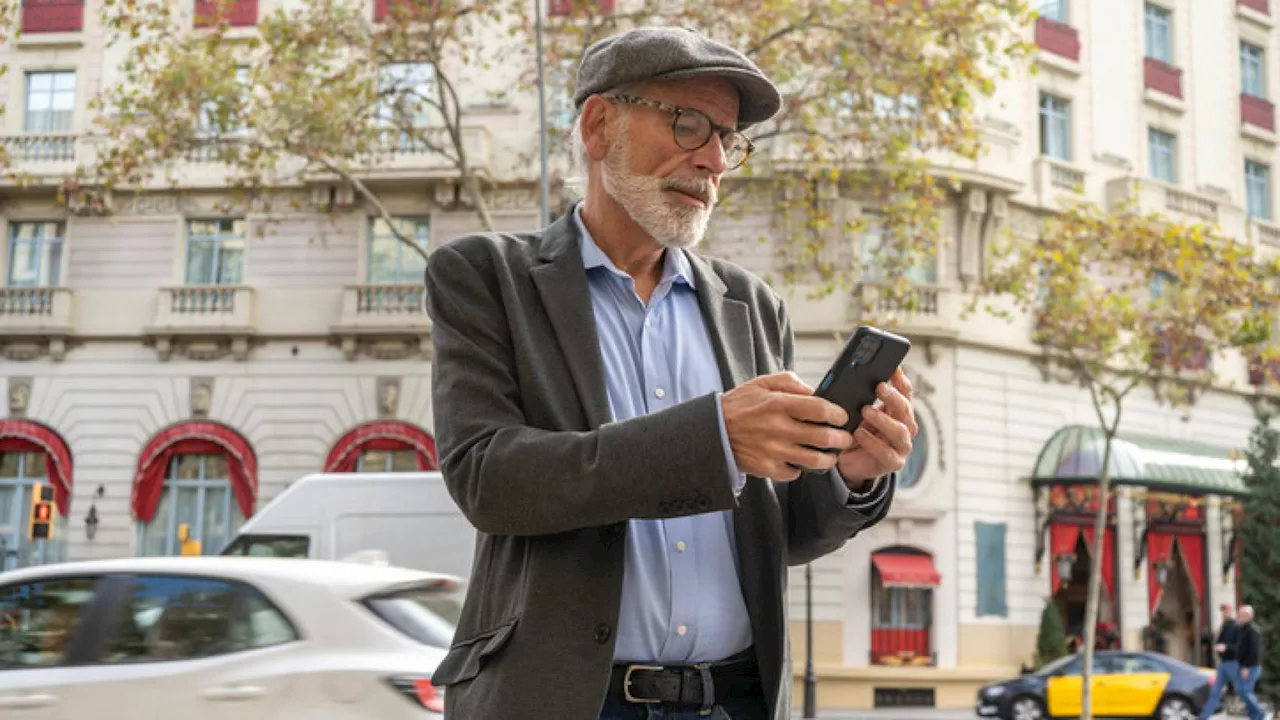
[1215,643,1226,654]
[722,371,854,481]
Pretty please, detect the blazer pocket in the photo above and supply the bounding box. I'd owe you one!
[431,616,519,687]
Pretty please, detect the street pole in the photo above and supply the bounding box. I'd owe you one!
[533,0,551,228]
[803,562,817,717]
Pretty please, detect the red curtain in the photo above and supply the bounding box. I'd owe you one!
[132,422,257,523]
[0,419,73,517]
[1050,524,1081,593]
[1177,534,1206,626]
[1080,525,1117,603]
[1147,531,1177,615]
[323,421,439,473]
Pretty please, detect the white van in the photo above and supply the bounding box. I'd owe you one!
[219,471,477,581]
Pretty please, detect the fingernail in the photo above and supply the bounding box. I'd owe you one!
[862,406,875,418]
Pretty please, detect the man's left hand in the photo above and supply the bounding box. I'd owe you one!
[837,369,918,492]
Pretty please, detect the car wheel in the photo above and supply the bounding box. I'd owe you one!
[1157,695,1196,720]
[1010,696,1046,720]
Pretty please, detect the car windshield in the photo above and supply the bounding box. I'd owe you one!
[364,583,462,649]
[220,534,310,558]
[1031,653,1080,676]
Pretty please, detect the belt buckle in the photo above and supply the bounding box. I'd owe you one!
[623,664,664,703]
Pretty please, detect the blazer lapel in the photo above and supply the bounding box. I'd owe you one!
[529,212,613,430]
[687,253,754,391]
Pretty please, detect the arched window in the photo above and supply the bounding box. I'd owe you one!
[324,421,438,473]
[870,546,940,667]
[0,420,73,570]
[133,421,256,556]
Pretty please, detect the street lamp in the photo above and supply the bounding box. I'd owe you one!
[84,505,99,541]
[1055,553,1075,587]
[803,562,816,718]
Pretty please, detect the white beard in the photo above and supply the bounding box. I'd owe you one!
[601,126,717,250]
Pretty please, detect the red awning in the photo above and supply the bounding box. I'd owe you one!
[132,421,257,522]
[324,421,438,473]
[873,552,941,588]
[0,419,73,517]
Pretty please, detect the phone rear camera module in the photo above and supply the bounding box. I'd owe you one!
[851,335,882,365]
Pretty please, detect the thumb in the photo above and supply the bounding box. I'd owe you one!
[754,371,813,395]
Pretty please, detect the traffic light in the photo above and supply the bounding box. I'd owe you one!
[27,483,54,541]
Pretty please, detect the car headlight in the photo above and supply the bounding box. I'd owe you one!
[983,686,1007,698]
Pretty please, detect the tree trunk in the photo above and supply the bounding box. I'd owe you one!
[462,174,496,232]
[1078,433,1116,720]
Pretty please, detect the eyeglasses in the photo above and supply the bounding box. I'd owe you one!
[604,93,754,170]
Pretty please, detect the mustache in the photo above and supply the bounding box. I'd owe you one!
[661,176,717,205]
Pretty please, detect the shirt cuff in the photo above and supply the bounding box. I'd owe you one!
[837,469,892,510]
[714,391,748,495]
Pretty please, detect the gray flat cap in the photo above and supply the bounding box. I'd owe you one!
[572,26,783,128]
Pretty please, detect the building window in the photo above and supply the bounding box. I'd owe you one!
[871,548,936,666]
[858,217,937,285]
[6,222,64,287]
[23,71,75,134]
[1039,93,1071,161]
[0,452,66,572]
[185,219,245,285]
[1144,3,1172,64]
[377,62,436,152]
[197,66,250,136]
[138,454,246,557]
[367,217,429,285]
[1241,42,1266,99]
[357,449,420,472]
[1247,160,1272,220]
[1148,129,1177,184]
[1038,0,1068,23]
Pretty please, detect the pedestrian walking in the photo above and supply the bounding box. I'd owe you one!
[1236,605,1267,720]
[423,25,918,720]
[1198,603,1241,720]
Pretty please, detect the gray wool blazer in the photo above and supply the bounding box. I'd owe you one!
[423,208,894,720]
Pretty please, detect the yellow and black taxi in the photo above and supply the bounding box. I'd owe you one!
[975,650,1215,720]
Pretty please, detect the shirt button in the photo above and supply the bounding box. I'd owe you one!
[654,388,666,399]
[676,541,687,552]
[644,317,652,328]
[594,623,612,644]
[677,625,688,636]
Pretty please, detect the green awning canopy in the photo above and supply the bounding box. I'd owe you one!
[1030,425,1248,497]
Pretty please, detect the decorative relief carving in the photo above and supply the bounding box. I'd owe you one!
[152,337,252,362]
[376,377,401,418]
[335,336,431,362]
[0,339,67,362]
[7,377,31,417]
[190,377,214,418]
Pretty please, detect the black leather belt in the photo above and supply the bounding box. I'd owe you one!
[607,649,761,713]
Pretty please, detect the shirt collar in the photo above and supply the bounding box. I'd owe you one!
[573,202,695,289]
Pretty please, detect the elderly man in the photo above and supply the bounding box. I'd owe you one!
[424,26,915,720]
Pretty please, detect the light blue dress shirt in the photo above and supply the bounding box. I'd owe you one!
[575,208,753,665]
[574,206,887,665]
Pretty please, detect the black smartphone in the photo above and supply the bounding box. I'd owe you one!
[814,326,912,434]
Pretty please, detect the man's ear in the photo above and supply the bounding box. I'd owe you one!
[579,95,612,162]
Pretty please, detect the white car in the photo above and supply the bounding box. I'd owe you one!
[0,555,462,719]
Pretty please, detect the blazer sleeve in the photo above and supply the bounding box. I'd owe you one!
[425,244,739,537]
[771,297,895,566]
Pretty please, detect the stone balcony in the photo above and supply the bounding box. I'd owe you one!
[0,134,82,183]
[0,286,74,361]
[1032,156,1086,208]
[146,285,256,361]
[330,283,432,361]
[850,282,962,364]
[1104,177,1246,240]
